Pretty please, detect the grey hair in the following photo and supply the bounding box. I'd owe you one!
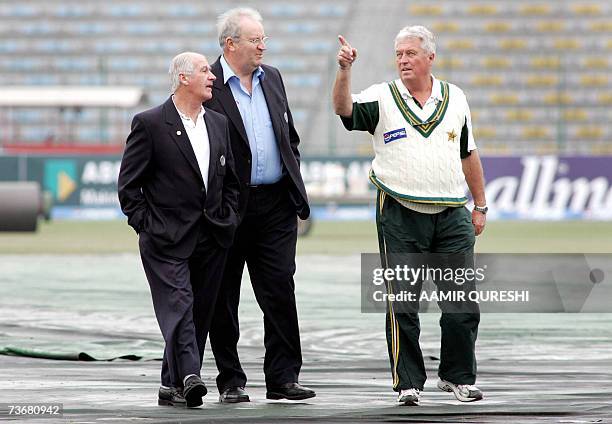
[395,25,436,54]
[217,7,263,48]
[168,52,199,93]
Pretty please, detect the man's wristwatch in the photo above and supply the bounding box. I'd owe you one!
[473,205,488,214]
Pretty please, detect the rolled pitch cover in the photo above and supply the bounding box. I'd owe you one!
[0,182,41,232]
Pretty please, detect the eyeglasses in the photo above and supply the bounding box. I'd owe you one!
[237,36,269,46]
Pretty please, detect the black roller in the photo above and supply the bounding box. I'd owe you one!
[0,182,41,232]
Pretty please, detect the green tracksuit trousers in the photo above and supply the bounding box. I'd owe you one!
[375,190,480,391]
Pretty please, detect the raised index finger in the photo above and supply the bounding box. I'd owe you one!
[338,34,350,47]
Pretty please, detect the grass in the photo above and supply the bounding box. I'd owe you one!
[0,219,611,255]
[0,220,137,255]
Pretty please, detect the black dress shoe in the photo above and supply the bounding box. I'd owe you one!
[158,386,186,407]
[183,375,207,407]
[219,387,250,403]
[266,382,316,400]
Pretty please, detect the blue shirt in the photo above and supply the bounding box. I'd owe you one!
[220,55,282,185]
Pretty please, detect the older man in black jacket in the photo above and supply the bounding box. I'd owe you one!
[204,7,313,403]
[118,51,240,408]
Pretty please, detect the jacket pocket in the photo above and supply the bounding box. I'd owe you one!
[149,206,182,242]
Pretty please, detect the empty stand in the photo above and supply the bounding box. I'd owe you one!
[327,0,611,155]
[0,0,610,156]
[0,0,350,150]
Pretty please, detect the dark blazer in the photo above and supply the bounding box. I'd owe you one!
[118,97,240,258]
[204,57,309,220]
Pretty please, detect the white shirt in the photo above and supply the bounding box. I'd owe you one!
[172,97,210,191]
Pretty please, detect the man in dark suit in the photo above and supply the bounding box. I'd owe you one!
[118,52,239,408]
[204,7,314,403]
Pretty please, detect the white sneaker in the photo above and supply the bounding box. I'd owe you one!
[437,379,483,402]
[397,388,420,406]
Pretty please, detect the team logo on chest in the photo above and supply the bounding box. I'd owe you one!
[383,128,407,144]
[447,129,457,142]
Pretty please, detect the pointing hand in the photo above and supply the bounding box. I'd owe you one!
[337,35,357,70]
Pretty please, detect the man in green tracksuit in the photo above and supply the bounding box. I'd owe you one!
[332,26,487,405]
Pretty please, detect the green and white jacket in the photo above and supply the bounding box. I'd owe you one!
[341,76,476,207]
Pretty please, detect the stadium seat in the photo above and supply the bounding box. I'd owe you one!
[435,57,464,69]
[21,127,54,141]
[583,57,609,69]
[473,127,497,139]
[521,126,552,140]
[18,21,58,35]
[572,126,605,140]
[536,21,565,32]
[467,5,498,15]
[104,4,145,17]
[316,4,347,17]
[589,21,612,32]
[283,22,319,34]
[571,4,602,15]
[286,75,321,88]
[52,4,96,17]
[408,5,443,15]
[472,75,503,86]
[580,75,609,86]
[11,110,46,124]
[520,4,552,15]
[161,4,200,17]
[505,110,534,122]
[268,4,305,17]
[490,93,519,105]
[6,4,37,17]
[589,144,612,155]
[482,56,510,69]
[530,57,561,69]
[446,39,475,50]
[300,40,334,53]
[553,39,580,50]
[23,75,62,85]
[598,93,612,104]
[432,22,460,33]
[534,144,558,155]
[6,58,45,72]
[561,109,588,122]
[525,75,559,87]
[544,92,572,105]
[499,38,528,50]
[484,22,511,32]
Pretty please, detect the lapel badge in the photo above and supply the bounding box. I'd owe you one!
[220,155,226,166]
[447,129,457,142]
[284,112,288,123]
[176,130,182,136]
